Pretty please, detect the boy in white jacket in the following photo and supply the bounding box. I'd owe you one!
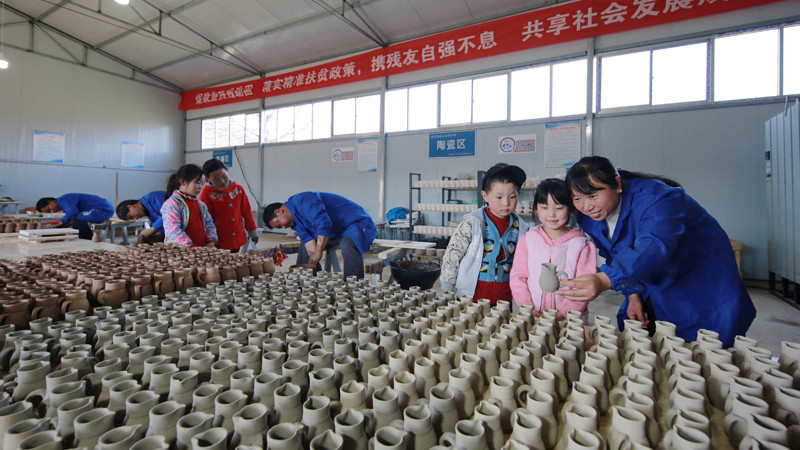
[440,163,530,303]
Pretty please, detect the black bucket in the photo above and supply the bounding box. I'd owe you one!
[389,260,441,290]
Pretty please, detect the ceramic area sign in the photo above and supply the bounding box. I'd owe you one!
[213,150,233,168]
[429,131,475,158]
[179,0,778,111]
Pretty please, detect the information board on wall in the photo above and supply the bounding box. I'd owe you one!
[213,150,233,168]
[121,141,144,168]
[544,121,581,168]
[32,130,65,163]
[429,131,475,158]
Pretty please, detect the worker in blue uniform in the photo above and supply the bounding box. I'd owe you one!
[116,190,167,244]
[36,193,114,241]
[263,192,377,279]
[558,156,756,347]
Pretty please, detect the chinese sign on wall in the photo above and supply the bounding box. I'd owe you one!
[213,150,233,168]
[498,134,536,154]
[332,147,354,163]
[429,131,475,158]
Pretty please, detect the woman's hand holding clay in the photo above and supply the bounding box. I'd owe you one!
[557,273,612,302]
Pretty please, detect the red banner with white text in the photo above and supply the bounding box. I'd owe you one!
[180,0,779,110]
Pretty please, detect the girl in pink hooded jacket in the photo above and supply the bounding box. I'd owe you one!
[510,178,597,322]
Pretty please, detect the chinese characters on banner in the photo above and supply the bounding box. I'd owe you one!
[180,0,777,111]
[429,131,475,158]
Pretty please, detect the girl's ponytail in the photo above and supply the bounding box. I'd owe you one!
[165,174,180,200]
[164,164,204,200]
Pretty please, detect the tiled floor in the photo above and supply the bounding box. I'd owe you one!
[258,232,800,356]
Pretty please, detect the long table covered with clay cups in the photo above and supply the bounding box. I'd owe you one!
[0,260,798,449]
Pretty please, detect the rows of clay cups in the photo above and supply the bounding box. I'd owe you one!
[414,204,478,213]
[0,268,799,450]
[412,180,477,189]
[413,226,458,236]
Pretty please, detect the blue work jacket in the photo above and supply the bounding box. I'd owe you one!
[139,191,166,233]
[286,192,377,254]
[57,193,114,224]
[578,178,756,347]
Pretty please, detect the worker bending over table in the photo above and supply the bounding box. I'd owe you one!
[264,192,377,279]
[36,193,114,241]
[116,190,166,244]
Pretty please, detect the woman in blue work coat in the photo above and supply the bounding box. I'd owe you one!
[558,156,755,347]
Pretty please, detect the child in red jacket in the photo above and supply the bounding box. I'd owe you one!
[200,159,259,252]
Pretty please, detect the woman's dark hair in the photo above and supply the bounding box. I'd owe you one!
[165,164,204,199]
[533,178,573,212]
[202,158,226,177]
[565,156,681,195]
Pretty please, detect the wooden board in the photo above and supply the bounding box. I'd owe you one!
[19,234,79,243]
[18,228,79,243]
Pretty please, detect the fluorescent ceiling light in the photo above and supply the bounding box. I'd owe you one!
[115,0,130,5]
[0,53,8,70]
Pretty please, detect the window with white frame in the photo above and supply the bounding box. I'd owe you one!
[652,43,707,105]
[408,84,438,131]
[715,29,779,101]
[783,25,800,95]
[384,89,408,132]
[356,95,380,134]
[600,51,650,109]
[552,59,587,117]
[473,74,508,123]
[312,101,332,139]
[333,98,356,135]
[201,113,260,149]
[511,66,550,121]
[440,80,472,125]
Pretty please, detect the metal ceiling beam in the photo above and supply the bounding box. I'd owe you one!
[34,23,82,64]
[310,0,386,47]
[139,0,261,75]
[129,0,388,81]
[32,0,261,79]
[3,3,183,91]
[93,0,212,48]
[34,0,73,22]
[343,0,386,45]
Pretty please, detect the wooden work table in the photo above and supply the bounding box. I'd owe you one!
[0,235,125,261]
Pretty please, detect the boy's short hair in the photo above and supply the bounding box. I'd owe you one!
[262,202,283,229]
[116,199,138,220]
[36,197,56,212]
[482,163,526,191]
[202,158,227,177]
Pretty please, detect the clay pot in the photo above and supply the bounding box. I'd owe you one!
[61,289,90,315]
[31,294,61,321]
[153,272,175,298]
[0,300,31,329]
[97,280,128,309]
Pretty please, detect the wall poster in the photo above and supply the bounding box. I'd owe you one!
[357,138,378,172]
[544,121,581,168]
[121,141,145,168]
[332,147,354,163]
[32,130,65,163]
